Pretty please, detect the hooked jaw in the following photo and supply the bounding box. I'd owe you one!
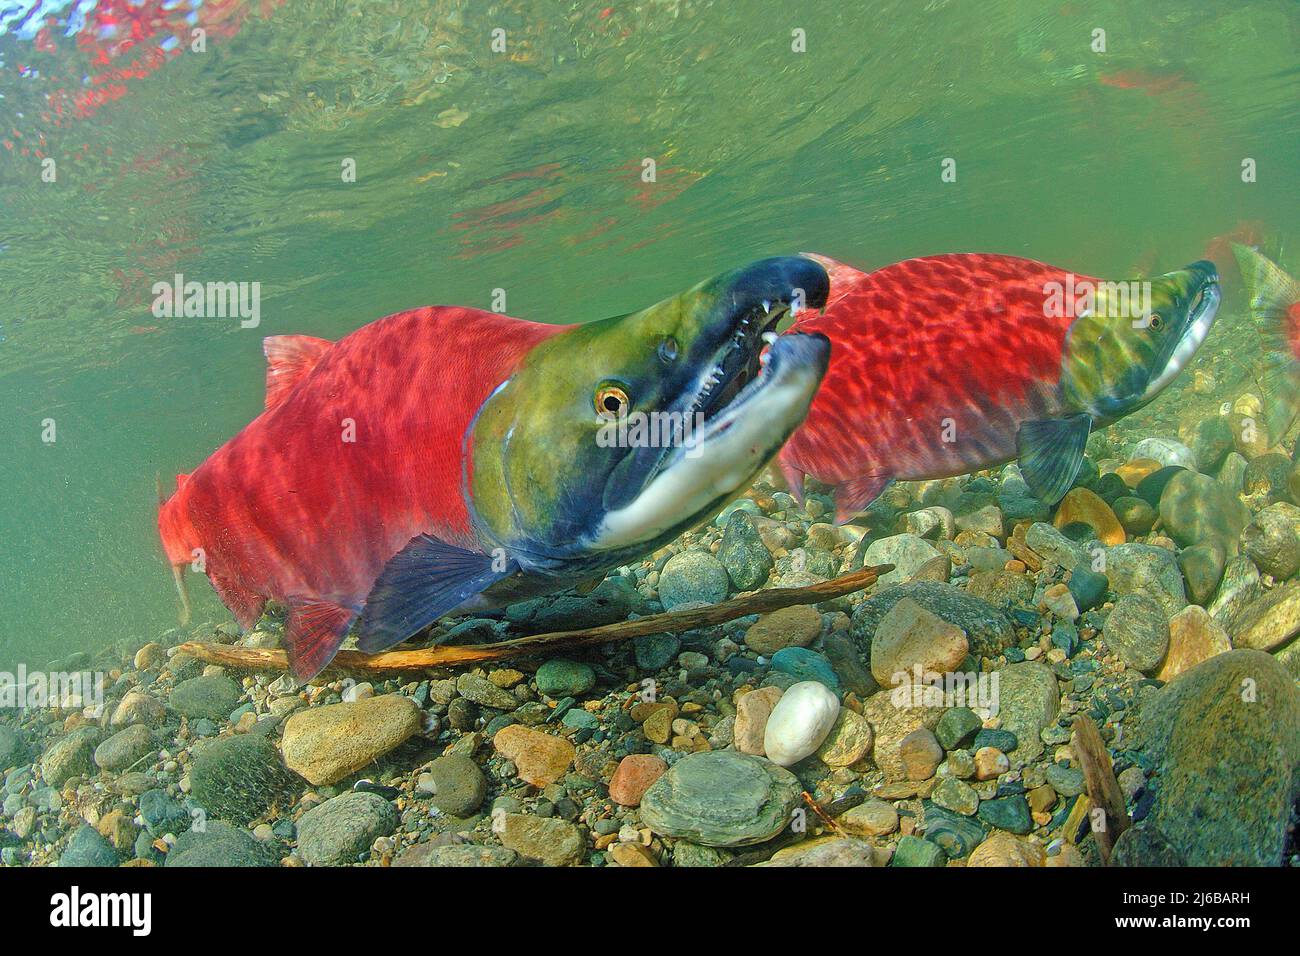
[591,256,832,551]
[1141,259,1220,401]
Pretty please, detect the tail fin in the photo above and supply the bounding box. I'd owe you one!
[1233,243,1300,444]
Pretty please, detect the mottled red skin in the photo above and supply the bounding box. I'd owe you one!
[781,253,1098,505]
[158,306,569,628]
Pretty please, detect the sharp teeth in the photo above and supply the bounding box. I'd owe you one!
[761,300,771,314]
[761,331,777,345]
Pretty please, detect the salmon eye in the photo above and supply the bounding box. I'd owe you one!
[1148,313,1163,330]
[595,385,630,419]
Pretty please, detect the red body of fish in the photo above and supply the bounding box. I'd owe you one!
[158,307,569,670]
[779,253,1094,519]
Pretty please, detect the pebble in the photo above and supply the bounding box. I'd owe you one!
[498,813,585,866]
[638,751,801,847]
[870,598,969,688]
[813,706,874,768]
[769,647,840,690]
[1104,543,1188,615]
[1231,582,1300,652]
[608,754,668,806]
[424,754,488,816]
[899,728,944,780]
[1137,650,1300,865]
[1155,606,1231,681]
[763,681,841,767]
[296,791,397,866]
[992,661,1059,763]
[891,834,947,867]
[189,733,302,826]
[1104,593,1171,673]
[931,777,980,815]
[977,794,1033,834]
[535,659,596,698]
[281,694,421,786]
[743,605,821,656]
[456,673,518,710]
[658,550,730,610]
[168,675,242,721]
[935,707,983,750]
[1054,488,1125,546]
[1241,503,1300,579]
[716,511,774,591]
[492,725,575,787]
[733,686,782,756]
[967,831,1046,866]
[973,746,1009,780]
[92,724,155,772]
[860,533,942,587]
[840,798,899,837]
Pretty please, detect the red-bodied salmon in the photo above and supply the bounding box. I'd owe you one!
[778,252,1221,522]
[159,257,831,679]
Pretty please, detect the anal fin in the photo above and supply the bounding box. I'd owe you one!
[1016,414,1092,504]
[833,475,891,524]
[357,534,516,654]
[284,600,357,681]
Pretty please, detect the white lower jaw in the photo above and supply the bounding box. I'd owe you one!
[588,359,821,551]
[1142,286,1219,400]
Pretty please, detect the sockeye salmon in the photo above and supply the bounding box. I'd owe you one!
[159,257,831,678]
[778,252,1221,522]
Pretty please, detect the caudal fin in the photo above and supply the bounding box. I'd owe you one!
[1233,243,1300,444]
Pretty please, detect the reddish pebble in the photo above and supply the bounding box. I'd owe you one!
[608,754,668,806]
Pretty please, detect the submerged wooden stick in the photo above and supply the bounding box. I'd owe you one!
[1071,714,1131,864]
[176,563,892,677]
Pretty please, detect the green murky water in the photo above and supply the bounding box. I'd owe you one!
[0,0,1296,669]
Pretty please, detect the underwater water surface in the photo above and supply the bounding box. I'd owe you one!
[0,0,1298,670]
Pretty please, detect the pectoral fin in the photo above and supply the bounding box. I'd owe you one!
[357,535,516,654]
[1016,414,1092,504]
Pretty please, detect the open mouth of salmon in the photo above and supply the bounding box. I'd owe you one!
[690,298,792,426]
[1143,260,1221,400]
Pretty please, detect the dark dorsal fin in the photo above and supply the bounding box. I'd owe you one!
[263,335,333,411]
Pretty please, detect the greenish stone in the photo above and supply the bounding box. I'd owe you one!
[935,707,983,750]
[892,834,947,867]
[189,734,304,826]
[639,751,800,848]
[658,550,730,609]
[633,633,681,670]
[992,661,1059,763]
[58,825,119,867]
[973,728,1017,752]
[166,821,277,867]
[1134,649,1300,866]
[717,511,774,591]
[535,659,596,698]
[923,802,987,857]
[931,777,980,816]
[169,675,242,721]
[977,795,1033,834]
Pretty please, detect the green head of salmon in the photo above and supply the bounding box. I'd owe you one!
[467,255,831,573]
[1060,259,1221,422]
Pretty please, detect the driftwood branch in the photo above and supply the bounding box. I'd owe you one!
[1071,714,1131,864]
[176,563,892,678]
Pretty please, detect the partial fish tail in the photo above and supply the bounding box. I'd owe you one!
[1232,243,1300,445]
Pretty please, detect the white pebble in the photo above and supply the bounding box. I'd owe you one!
[762,681,840,767]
